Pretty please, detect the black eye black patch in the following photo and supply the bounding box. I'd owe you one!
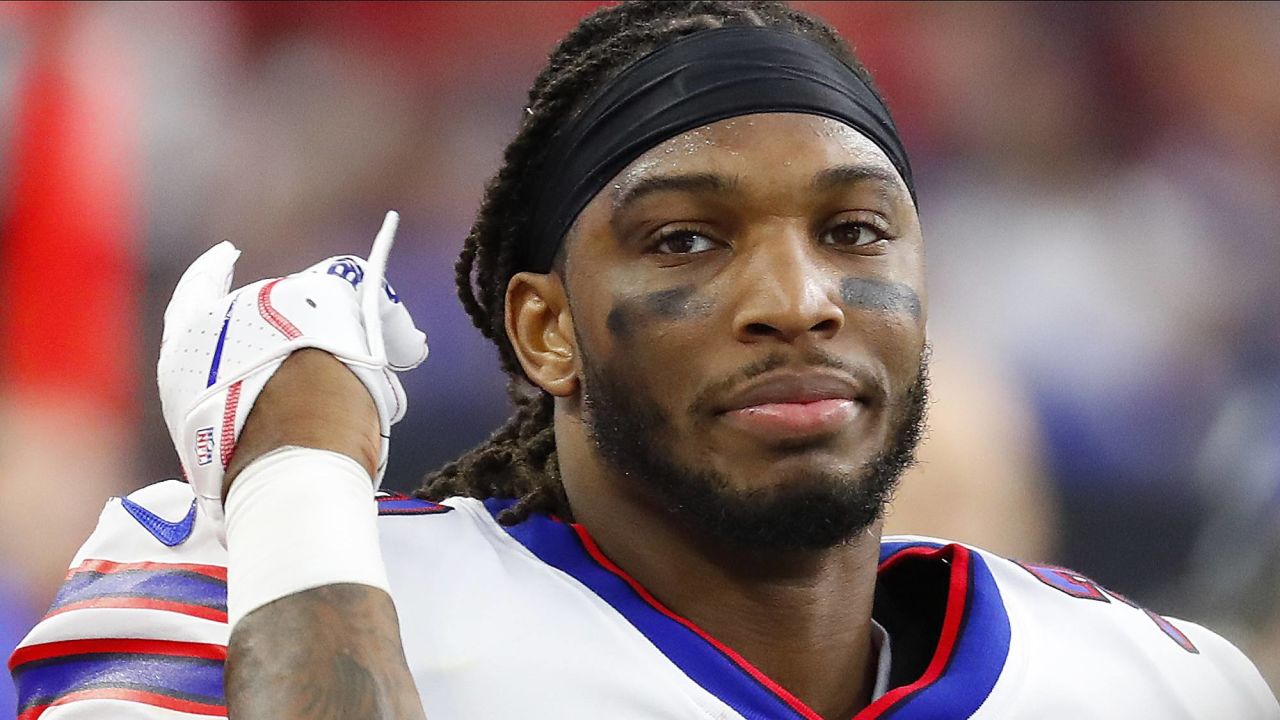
[607,285,714,341]
[840,277,921,320]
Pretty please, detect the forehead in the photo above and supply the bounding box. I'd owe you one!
[607,112,908,201]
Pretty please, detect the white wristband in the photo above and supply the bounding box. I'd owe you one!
[224,446,390,628]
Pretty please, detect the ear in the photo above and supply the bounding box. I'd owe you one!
[505,271,578,397]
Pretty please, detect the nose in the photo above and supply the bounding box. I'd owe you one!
[730,230,844,345]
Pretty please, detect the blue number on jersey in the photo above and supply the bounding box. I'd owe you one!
[1016,561,1198,654]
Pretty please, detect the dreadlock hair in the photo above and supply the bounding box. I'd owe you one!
[416,1,883,525]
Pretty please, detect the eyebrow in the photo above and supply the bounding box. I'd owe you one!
[811,164,906,199]
[612,172,737,212]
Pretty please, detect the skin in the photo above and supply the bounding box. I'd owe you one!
[225,113,924,719]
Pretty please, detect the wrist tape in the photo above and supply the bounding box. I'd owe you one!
[225,446,390,628]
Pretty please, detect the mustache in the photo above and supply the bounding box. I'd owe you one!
[688,349,888,416]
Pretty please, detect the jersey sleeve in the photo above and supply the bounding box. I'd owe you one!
[1175,617,1280,718]
[984,549,1279,717]
[8,480,230,720]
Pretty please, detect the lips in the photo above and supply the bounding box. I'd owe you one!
[717,373,863,412]
[714,372,867,441]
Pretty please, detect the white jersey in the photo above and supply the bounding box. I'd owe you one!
[11,480,1277,719]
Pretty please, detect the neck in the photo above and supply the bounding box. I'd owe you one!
[556,417,883,720]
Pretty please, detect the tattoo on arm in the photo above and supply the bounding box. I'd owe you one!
[226,584,427,720]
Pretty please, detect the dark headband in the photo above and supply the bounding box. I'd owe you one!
[522,25,915,273]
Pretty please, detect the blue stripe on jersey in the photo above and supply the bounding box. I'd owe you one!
[879,539,942,562]
[376,495,453,516]
[14,653,223,713]
[51,568,226,613]
[873,541,1010,719]
[486,498,810,720]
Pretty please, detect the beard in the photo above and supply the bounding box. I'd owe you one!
[580,350,930,552]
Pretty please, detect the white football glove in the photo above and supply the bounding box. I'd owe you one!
[158,212,428,535]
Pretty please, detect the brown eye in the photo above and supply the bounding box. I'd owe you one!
[654,230,718,255]
[822,222,886,248]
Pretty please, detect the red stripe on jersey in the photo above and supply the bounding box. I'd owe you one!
[9,638,226,672]
[854,544,972,718]
[257,278,302,339]
[17,687,225,720]
[68,559,227,582]
[571,524,825,720]
[43,597,228,624]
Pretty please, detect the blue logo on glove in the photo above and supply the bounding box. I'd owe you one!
[328,257,365,289]
[194,427,216,466]
[327,256,401,304]
[121,496,198,547]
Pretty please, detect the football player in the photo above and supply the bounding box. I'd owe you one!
[12,2,1278,718]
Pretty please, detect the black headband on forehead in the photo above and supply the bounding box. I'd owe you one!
[521,25,915,273]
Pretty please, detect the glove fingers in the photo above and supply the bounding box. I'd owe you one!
[368,217,426,368]
[360,212,399,365]
[284,212,426,371]
[287,253,426,370]
[381,291,429,370]
[163,241,240,343]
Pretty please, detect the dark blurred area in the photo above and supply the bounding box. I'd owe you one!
[2,2,1277,711]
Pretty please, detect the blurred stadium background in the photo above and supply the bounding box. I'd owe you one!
[1,1,1277,711]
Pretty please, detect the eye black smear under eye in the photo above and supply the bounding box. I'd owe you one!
[840,277,921,320]
[607,285,713,341]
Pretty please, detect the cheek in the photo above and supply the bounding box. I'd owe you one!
[587,286,718,410]
[868,313,926,371]
[837,276,927,380]
[849,237,927,372]
[603,285,714,345]
[839,277,922,321]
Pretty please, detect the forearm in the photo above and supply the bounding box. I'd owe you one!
[222,349,425,718]
[227,584,427,720]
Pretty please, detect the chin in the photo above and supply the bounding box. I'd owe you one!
[672,464,894,552]
[712,430,886,490]
[653,396,922,551]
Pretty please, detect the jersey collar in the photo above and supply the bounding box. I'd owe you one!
[487,500,1010,719]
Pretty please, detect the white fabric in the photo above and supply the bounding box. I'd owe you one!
[224,447,388,627]
[13,480,1280,719]
[868,619,892,701]
[390,509,1277,718]
[156,212,428,536]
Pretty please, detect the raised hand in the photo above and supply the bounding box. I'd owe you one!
[157,212,428,534]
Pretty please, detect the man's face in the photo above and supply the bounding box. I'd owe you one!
[561,113,927,550]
